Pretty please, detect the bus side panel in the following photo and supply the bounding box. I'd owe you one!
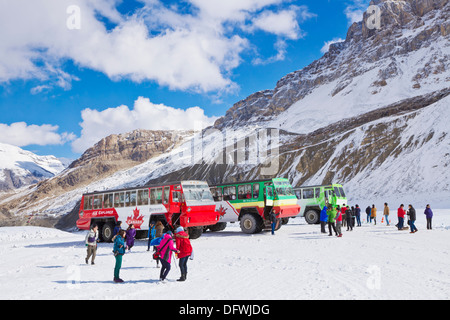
[215,201,240,223]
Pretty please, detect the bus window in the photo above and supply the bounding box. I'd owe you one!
[302,188,314,199]
[211,187,222,201]
[84,195,93,210]
[339,187,346,197]
[163,187,170,204]
[172,191,181,203]
[137,189,148,206]
[223,186,236,201]
[118,192,125,207]
[252,183,259,199]
[238,184,252,200]
[295,190,301,199]
[156,187,163,204]
[150,188,157,205]
[93,195,102,210]
[333,187,341,197]
[130,191,137,206]
[114,193,120,208]
[125,192,131,207]
[315,188,321,198]
[103,194,113,208]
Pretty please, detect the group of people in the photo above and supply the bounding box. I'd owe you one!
[319,202,434,237]
[83,220,193,284]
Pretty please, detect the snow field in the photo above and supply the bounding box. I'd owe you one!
[0,210,449,300]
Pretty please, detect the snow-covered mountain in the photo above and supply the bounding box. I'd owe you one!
[0,142,67,191]
[0,0,449,225]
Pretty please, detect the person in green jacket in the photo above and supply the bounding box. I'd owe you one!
[328,206,338,236]
[113,230,127,283]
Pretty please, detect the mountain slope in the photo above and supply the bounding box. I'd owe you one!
[0,143,66,191]
[214,0,449,134]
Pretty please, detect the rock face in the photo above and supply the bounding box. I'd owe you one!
[214,0,449,131]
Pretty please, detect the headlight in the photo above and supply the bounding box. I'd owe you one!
[187,207,191,212]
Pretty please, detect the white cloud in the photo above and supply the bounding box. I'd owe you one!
[344,0,370,25]
[320,38,345,54]
[0,122,76,147]
[0,0,314,93]
[71,97,218,153]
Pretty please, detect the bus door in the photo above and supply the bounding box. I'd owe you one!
[264,186,274,206]
[170,190,183,227]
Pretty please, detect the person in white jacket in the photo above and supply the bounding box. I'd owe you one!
[85,225,99,265]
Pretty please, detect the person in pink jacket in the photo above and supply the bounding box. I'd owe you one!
[336,205,343,237]
[157,232,179,281]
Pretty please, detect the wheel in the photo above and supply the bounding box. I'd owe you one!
[187,227,203,240]
[240,214,262,234]
[304,210,320,225]
[101,222,115,242]
[208,222,227,232]
[281,218,290,225]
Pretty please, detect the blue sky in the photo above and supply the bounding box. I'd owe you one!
[0,0,370,160]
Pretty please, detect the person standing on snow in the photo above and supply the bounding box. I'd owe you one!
[269,210,278,235]
[147,221,156,251]
[175,226,193,282]
[383,203,390,226]
[320,205,328,234]
[407,204,418,233]
[365,206,371,223]
[424,204,433,230]
[126,224,136,252]
[371,204,377,225]
[85,224,99,265]
[346,206,353,231]
[157,231,179,282]
[327,206,337,237]
[355,205,362,227]
[335,206,343,237]
[397,204,406,230]
[113,230,127,283]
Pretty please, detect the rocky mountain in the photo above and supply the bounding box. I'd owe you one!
[214,0,449,133]
[0,142,67,191]
[0,0,449,227]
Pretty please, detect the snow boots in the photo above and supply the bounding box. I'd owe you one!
[177,273,187,282]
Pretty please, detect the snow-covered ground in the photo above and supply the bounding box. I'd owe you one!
[1,210,449,300]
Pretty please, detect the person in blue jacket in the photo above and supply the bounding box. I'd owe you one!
[147,221,156,251]
[355,205,362,227]
[320,205,328,233]
[113,229,127,283]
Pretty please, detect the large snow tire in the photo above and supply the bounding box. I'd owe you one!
[240,213,262,234]
[304,210,320,225]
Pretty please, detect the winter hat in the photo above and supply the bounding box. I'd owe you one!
[166,231,173,236]
[176,226,184,233]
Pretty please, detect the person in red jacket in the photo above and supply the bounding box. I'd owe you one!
[175,226,193,282]
[397,204,406,230]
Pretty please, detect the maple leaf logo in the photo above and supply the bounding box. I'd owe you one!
[217,205,228,217]
[127,207,144,229]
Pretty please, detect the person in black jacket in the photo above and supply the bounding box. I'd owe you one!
[365,206,371,223]
[407,204,418,233]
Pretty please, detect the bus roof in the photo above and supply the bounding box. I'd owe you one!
[82,180,208,196]
[292,184,343,189]
[210,178,290,188]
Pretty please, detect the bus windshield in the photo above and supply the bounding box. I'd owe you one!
[273,180,294,197]
[182,183,214,204]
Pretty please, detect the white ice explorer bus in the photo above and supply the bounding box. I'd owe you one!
[292,184,347,224]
